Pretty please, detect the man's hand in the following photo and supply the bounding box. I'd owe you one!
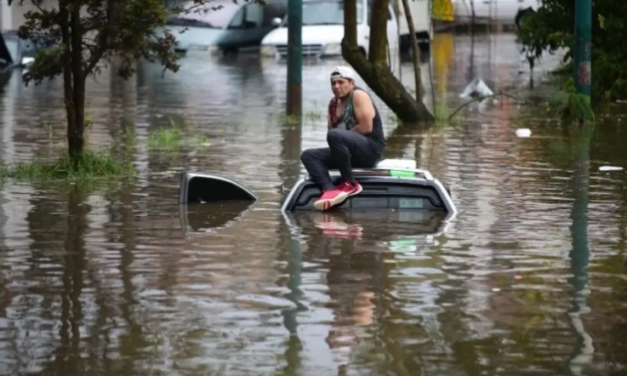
[350,90,375,134]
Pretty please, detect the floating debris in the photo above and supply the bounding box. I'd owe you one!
[599,165,623,172]
[460,78,494,100]
[515,128,532,138]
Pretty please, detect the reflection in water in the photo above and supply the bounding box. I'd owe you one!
[432,33,455,96]
[293,214,384,373]
[0,32,625,375]
[180,202,256,233]
[287,210,450,243]
[567,125,593,376]
[279,220,305,376]
[285,210,451,374]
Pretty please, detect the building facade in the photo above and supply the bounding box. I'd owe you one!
[0,1,35,31]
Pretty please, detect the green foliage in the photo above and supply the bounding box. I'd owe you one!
[9,0,245,84]
[518,0,627,103]
[7,0,262,160]
[547,77,595,124]
[147,117,210,152]
[0,149,137,181]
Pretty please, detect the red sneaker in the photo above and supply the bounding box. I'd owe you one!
[313,189,348,211]
[337,180,363,197]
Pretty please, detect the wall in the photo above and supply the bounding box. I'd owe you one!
[0,1,55,31]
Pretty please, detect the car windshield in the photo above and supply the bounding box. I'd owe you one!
[166,0,241,28]
[302,0,364,26]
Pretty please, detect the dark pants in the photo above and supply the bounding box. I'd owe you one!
[300,129,381,191]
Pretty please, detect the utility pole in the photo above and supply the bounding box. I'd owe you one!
[286,0,302,121]
[573,0,591,97]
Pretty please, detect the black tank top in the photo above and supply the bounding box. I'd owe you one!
[336,87,385,153]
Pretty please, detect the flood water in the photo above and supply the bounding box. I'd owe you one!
[1,32,627,375]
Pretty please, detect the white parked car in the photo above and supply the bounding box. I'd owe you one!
[260,0,399,64]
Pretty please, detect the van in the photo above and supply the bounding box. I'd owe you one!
[260,0,399,68]
[394,0,433,54]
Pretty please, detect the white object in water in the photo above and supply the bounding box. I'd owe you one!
[599,165,623,172]
[515,128,532,138]
[460,78,494,100]
[376,159,417,170]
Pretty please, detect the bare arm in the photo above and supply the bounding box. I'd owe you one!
[350,90,375,134]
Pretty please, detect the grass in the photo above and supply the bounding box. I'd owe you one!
[0,110,138,182]
[148,118,210,151]
[0,148,137,181]
[433,100,462,127]
[0,113,216,182]
[304,110,324,122]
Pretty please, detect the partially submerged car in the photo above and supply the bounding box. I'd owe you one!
[0,30,38,73]
[178,159,457,217]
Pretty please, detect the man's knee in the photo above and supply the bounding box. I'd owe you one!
[300,149,314,164]
[327,128,347,146]
[301,148,324,165]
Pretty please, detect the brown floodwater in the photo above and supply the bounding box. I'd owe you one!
[0,32,626,376]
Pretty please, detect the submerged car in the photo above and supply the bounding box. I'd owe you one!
[178,159,457,217]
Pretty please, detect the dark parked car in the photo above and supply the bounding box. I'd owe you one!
[0,30,41,73]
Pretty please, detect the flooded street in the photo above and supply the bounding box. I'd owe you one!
[1,32,627,375]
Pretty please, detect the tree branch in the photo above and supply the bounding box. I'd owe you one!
[401,0,424,101]
[84,0,119,76]
[448,92,525,121]
[84,32,106,76]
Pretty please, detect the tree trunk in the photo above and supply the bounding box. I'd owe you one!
[342,0,433,124]
[67,81,86,160]
[400,0,424,101]
[59,0,87,160]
